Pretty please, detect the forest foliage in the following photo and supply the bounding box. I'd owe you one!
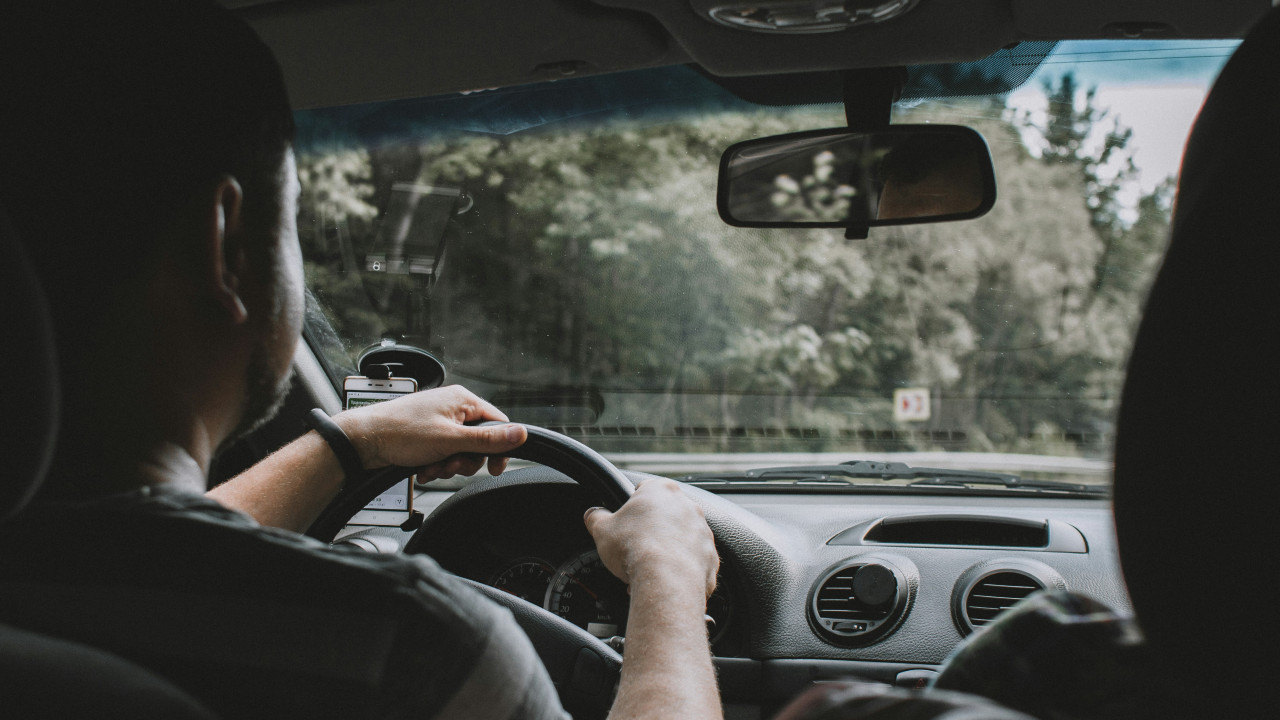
[297,74,1173,461]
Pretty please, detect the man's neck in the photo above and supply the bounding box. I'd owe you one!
[41,403,221,500]
[136,442,210,495]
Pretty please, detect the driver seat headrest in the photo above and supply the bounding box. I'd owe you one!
[0,212,221,718]
[0,206,59,522]
[1113,5,1280,714]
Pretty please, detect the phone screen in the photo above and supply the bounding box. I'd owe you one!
[344,380,416,525]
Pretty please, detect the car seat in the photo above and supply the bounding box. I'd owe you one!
[0,207,218,718]
[1111,5,1280,718]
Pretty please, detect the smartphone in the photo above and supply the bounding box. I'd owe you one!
[343,375,418,526]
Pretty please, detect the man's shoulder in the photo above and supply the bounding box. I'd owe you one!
[0,484,560,718]
[5,483,500,626]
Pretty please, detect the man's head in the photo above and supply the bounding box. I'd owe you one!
[0,1,300,482]
[876,134,985,221]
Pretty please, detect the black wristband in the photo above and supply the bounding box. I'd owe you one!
[303,408,365,484]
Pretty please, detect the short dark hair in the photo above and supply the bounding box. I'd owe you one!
[0,1,295,330]
[878,133,975,186]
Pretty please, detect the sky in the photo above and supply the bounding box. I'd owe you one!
[1005,40,1237,201]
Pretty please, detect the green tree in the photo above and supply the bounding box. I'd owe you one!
[295,92,1171,458]
[1037,73,1141,290]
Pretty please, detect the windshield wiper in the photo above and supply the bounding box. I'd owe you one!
[678,460,1107,496]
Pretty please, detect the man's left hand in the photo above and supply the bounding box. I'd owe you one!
[333,385,527,480]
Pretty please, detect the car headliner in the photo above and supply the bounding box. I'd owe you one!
[223,0,1271,110]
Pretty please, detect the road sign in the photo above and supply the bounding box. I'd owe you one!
[893,388,931,422]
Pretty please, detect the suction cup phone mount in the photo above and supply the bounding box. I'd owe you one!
[356,340,446,389]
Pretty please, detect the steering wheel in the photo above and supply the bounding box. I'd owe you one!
[306,422,635,719]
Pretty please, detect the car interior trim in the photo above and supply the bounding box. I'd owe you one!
[829,515,1089,553]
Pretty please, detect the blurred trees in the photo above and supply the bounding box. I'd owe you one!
[1040,73,1136,241]
[296,77,1172,458]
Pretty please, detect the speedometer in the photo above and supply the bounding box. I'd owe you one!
[545,550,630,639]
[489,558,556,605]
[545,549,736,645]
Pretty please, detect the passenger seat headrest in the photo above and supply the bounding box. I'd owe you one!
[1113,5,1280,714]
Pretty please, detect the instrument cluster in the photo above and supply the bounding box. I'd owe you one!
[486,549,735,645]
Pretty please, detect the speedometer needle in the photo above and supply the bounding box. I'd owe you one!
[571,578,600,601]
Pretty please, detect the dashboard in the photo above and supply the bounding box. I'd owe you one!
[337,466,1128,717]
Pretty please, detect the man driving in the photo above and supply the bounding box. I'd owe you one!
[0,2,720,718]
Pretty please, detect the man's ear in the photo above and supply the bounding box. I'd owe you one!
[205,176,248,325]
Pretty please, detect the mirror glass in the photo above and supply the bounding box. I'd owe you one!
[718,125,995,228]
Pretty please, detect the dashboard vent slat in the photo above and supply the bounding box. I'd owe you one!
[963,571,1044,627]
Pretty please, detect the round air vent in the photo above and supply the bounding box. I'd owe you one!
[809,559,910,646]
[952,559,1066,635]
[964,572,1043,627]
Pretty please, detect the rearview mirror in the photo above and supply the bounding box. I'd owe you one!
[717,125,996,230]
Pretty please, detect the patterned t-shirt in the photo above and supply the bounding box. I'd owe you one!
[0,484,568,720]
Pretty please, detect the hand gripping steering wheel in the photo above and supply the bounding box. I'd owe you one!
[306,422,635,719]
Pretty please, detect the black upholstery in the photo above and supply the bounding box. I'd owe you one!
[0,623,219,719]
[1113,6,1280,717]
[0,208,218,719]
[0,208,58,522]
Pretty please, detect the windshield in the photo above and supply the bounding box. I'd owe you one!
[296,40,1235,487]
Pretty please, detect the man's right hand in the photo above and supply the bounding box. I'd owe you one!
[583,478,719,599]
[583,478,725,720]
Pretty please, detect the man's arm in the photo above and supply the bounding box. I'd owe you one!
[213,385,725,719]
[586,479,724,720]
[208,385,526,531]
